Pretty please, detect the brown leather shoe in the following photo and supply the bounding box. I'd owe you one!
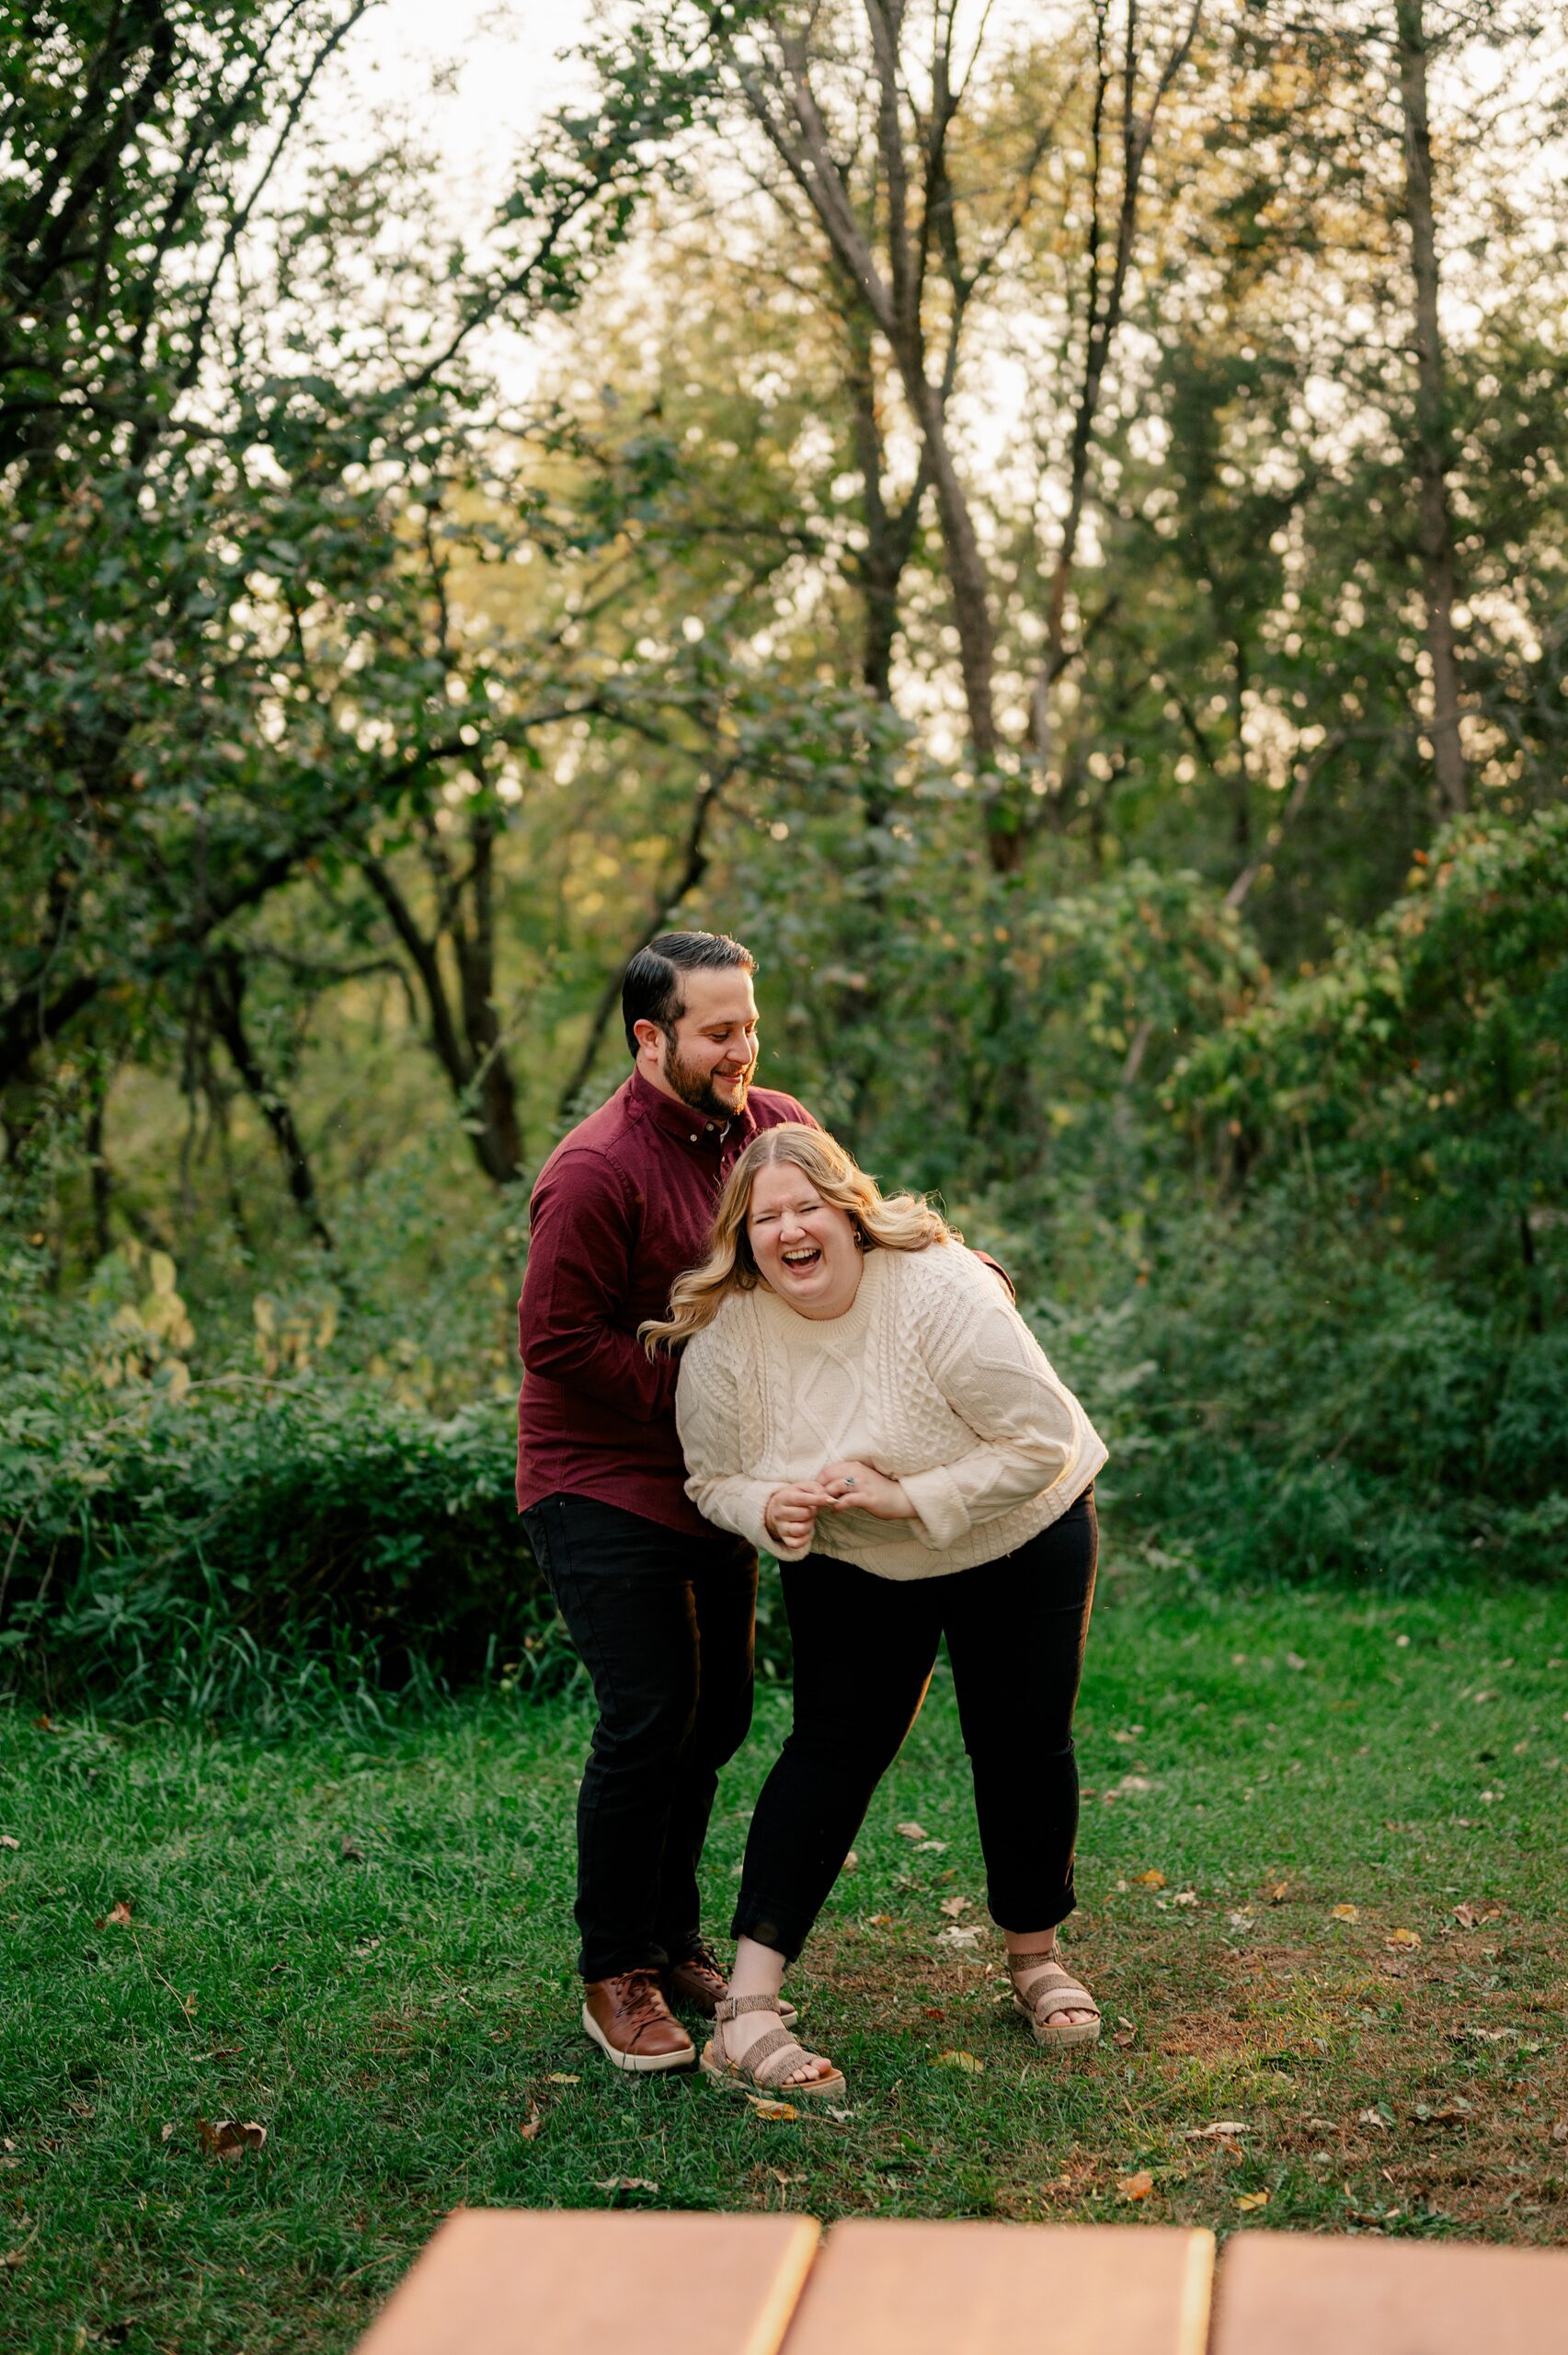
[662,1942,797,2028]
[581,1968,696,2074]
[661,1941,729,2017]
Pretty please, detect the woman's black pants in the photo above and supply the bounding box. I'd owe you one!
[730,1489,1097,1964]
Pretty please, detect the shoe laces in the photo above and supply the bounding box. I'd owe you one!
[617,1967,667,2024]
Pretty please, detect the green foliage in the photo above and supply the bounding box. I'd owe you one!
[4,5,1567,1697]
[1116,1198,1568,1589]
[1174,809,1568,1312]
[0,1366,567,1719]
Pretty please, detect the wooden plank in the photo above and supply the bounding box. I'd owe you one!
[1210,2229,1568,2355]
[354,2209,821,2355]
[779,2220,1215,2355]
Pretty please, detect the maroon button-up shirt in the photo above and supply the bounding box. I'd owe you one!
[516,1066,819,1537]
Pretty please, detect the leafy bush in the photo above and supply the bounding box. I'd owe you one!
[1095,1196,1568,1590]
[0,1367,571,1722]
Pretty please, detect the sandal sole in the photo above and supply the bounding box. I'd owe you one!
[699,2044,846,2099]
[1013,1995,1101,2050]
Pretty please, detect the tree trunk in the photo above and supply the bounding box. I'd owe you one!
[452,806,524,1183]
[1394,0,1467,816]
[205,952,334,1249]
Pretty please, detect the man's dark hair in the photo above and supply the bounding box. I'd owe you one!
[622,931,756,1056]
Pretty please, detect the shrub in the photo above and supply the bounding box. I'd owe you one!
[0,1371,570,1721]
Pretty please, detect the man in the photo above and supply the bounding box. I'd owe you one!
[517,929,818,2073]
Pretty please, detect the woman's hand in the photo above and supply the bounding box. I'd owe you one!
[817,1459,915,1521]
[764,1483,835,1551]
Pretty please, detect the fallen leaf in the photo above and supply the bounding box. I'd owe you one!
[1452,1902,1503,1928]
[1116,1775,1152,1793]
[594,2176,659,2191]
[1472,1689,1497,1705]
[1132,1869,1165,1890]
[1117,2170,1154,2201]
[1453,2026,1518,2044]
[338,1837,365,1864]
[1412,2097,1472,2122]
[1386,1927,1422,1949]
[196,2118,267,2164]
[938,1896,970,1919]
[841,1850,859,1872]
[913,1838,948,1853]
[746,2098,799,2120]
[896,1821,927,1842]
[935,1924,981,1948]
[865,1913,893,1928]
[1234,2189,1271,2211]
[1285,1651,1307,1671]
[0,1835,18,1850]
[160,2123,174,2142]
[1172,1888,1198,1908]
[933,2050,984,2074]
[519,2105,544,2141]
[96,1901,132,1928]
[1551,2122,1568,2146]
[1331,1903,1359,1923]
[1266,1880,1290,1902]
[1357,2108,1390,2131]
[1227,1911,1255,1933]
[1182,2121,1254,2141]
[543,2073,579,2085]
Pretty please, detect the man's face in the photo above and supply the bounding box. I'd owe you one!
[642,966,760,1120]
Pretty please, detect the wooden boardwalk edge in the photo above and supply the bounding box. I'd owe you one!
[351,2208,1567,2355]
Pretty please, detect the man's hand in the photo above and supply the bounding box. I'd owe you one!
[764,1482,836,1551]
[817,1459,915,1522]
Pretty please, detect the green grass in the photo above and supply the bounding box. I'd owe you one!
[2,1577,1565,2352]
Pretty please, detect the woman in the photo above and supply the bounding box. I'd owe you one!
[641,1125,1107,2099]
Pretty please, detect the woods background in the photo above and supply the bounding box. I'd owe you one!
[3,0,1565,1716]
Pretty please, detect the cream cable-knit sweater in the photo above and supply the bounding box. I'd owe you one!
[676,1240,1107,1580]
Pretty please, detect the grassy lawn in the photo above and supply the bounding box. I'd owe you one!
[2,1576,1565,2352]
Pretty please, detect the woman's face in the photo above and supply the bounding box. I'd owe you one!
[746,1160,863,1320]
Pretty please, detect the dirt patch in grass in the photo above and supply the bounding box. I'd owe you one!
[792,1908,1568,2244]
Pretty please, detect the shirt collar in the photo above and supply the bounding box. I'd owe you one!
[628,1063,745,1153]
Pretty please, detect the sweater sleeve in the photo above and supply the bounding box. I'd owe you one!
[897,1249,1104,1551]
[518,1148,678,1422]
[677,1324,803,1558]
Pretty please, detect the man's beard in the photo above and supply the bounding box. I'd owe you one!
[664,1040,755,1120]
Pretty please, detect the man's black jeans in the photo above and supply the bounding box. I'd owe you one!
[521,1491,757,1982]
[731,1488,1098,1964]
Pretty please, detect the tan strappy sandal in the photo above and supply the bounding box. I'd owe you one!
[700,1993,847,2100]
[1008,1947,1102,2050]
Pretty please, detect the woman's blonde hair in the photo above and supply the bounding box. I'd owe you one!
[640,1124,954,1353]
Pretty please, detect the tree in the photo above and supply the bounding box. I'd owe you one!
[0,0,720,1197]
[604,0,1204,870]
